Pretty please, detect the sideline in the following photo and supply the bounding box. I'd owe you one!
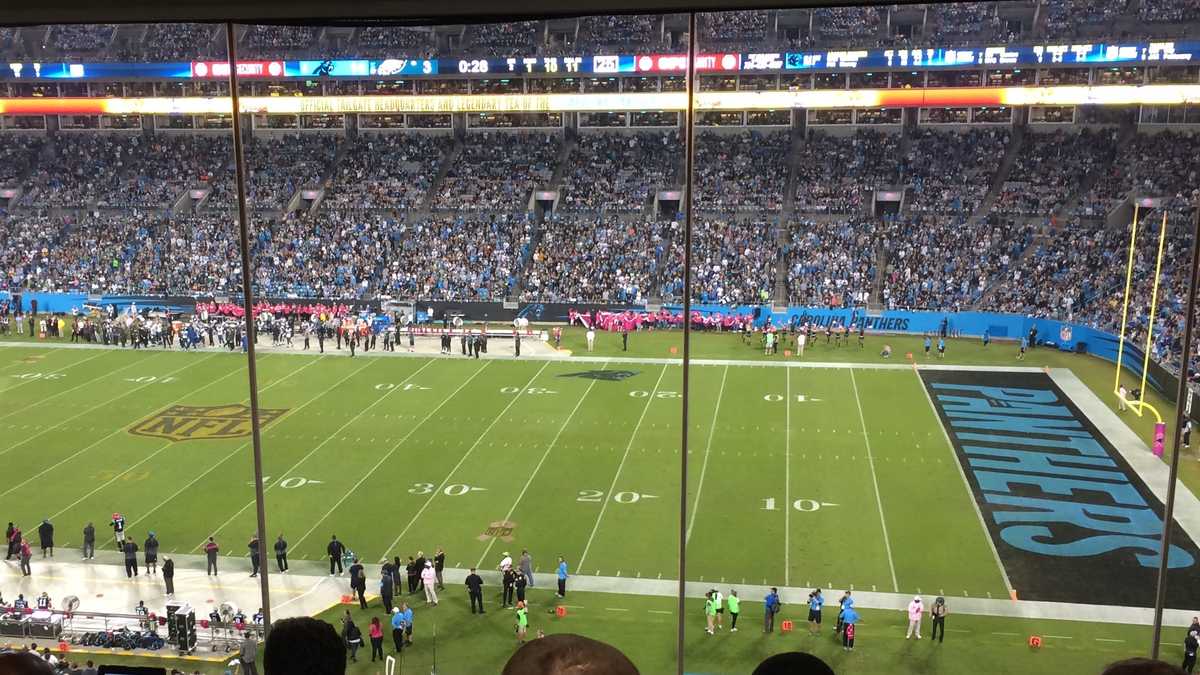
[0,340,1056,371]
[3,551,1194,630]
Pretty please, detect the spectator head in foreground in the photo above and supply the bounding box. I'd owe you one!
[502,633,639,675]
[752,652,836,675]
[0,652,54,675]
[264,616,346,675]
[1101,659,1187,675]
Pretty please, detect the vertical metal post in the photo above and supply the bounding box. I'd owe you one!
[675,12,697,675]
[225,21,274,631]
[1150,206,1200,658]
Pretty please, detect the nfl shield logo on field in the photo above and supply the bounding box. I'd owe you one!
[129,404,287,442]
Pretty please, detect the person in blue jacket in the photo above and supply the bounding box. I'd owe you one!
[389,608,405,653]
[400,603,414,646]
[841,605,860,651]
[807,589,824,635]
[764,588,781,633]
[835,590,854,634]
[556,557,569,597]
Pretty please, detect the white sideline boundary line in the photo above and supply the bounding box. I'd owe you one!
[380,361,552,560]
[0,340,1056,371]
[198,358,430,551]
[126,355,329,530]
[849,368,899,593]
[914,366,1014,595]
[476,363,609,569]
[1048,368,1200,551]
[296,360,494,553]
[578,364,670,571]
[684,364,729,544]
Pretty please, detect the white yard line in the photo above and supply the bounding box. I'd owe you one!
[848,368,899,593]
[0,350,165,423]
[914,366,1014,594]
[475,364,607,568]
[579,365,671,570]
[0,349,108,396]
[785,366,791,587]
[44,355,253,518]
[197,358,432,550]
[5,354,230,498]
[684,365,729,544]
[294,360,494,552]
[380,361,552,560]
[126,356,328,530]
[0,351,206,459]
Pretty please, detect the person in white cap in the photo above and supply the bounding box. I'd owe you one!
[420,561,438,606]
[906,596,924,639]
[499,552,513,573]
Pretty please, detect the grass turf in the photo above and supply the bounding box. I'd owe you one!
[1,328,1198,673]
[26,592,1194,675]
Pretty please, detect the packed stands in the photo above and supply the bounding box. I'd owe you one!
[904,128,1010,215]
[355,26,434,56]
[694,130,790,213]
[993,128,1119,217]
[432,132,559,212]
[1044,0,1129,37]
[0,135,46,187]
[689,219,780,304]
[576,15,662,49]
[794,130,902,214]
[700,10,771,44]
[522,216,673,303]
[881,215,1036,310]
[1076,130,1200,218]
[1139,0,1200,22]
[46,24,116,53]
[559,131,680,214]
[324,133,453,211]
[241,25,320,57]
[785,217,878,308]
[210,134,340,210]
[812,6,883,44]
[368,214,531,300]
[130,24,221,61]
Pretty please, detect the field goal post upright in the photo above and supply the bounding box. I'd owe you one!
[1112,205,1167,444]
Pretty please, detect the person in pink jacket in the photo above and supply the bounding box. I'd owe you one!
[906,596,924,639]
[421,561,438,606]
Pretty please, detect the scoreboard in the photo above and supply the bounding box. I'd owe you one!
[0,40,1196,80]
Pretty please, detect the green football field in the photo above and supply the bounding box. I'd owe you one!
[1,331,1197,587]
[2,328,1199,674]
[0,340,1008,594]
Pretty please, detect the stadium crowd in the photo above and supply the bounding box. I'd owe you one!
[881,215,1036,311]
[785,217,878,308]
[324,133,453,211]
[694,131,789,212]
[794,130,902,214]
[522,216,674,303]
[432,132,559,212]
[559,131,680,213]
[993,129,1119,217]
[903,128,1009,215]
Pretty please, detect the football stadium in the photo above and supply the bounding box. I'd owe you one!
[1,2,1200,674]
